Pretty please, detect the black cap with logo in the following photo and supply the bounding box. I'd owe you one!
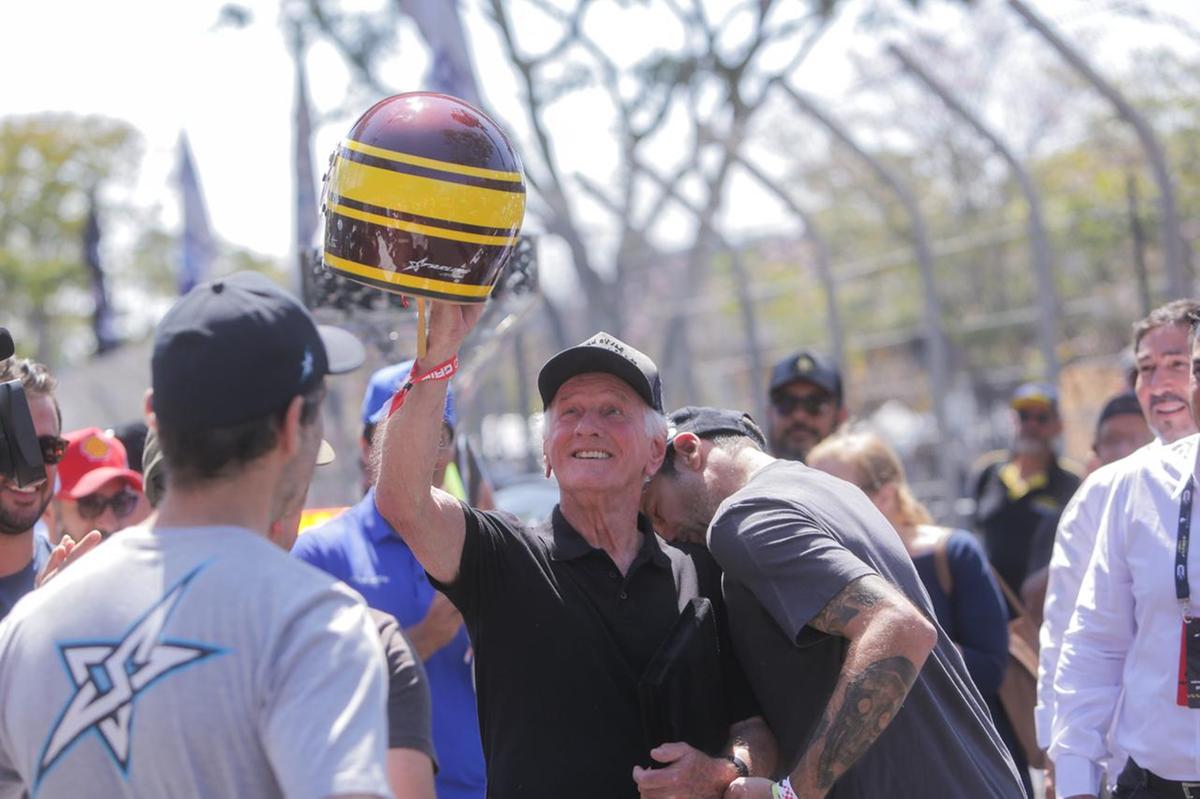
[152,272,364,428]
[667,406,767,450]
[769,350,842,403]
[538,332,663,412]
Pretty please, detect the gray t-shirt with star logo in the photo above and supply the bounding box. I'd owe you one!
[0,524,390,799]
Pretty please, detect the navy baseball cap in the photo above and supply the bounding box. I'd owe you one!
[362,360,457,427]
[769,350,842,402]
[667,406,767,449]
[152,272,364,427]
[1095,392,1142,431]
[538,332,663,412]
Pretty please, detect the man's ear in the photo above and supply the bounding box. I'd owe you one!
[835,405,849,428]
[644,431,668,477]
[672,433,706,473]
[278,395,306,457]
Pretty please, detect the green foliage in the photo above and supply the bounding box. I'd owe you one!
[0,114,142,363]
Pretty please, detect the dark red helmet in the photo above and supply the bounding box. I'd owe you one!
[322,92,526,303]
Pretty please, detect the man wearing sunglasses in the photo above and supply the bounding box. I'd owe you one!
[765,350,848,464]
[969,383,1082,595]
[0,358,61,623]
[52,427,150,543]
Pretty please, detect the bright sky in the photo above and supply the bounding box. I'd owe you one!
[2,0,1195,273]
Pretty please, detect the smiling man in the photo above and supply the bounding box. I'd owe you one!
[374,305,773,799]
[1048,304,1200,798]
[0,358,63,623]
[1036,298,1200,797]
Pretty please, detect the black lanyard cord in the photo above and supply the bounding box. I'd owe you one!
[1178,478,1194,618]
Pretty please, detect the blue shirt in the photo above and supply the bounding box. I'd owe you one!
[0,532,52,623]
[293,490,485,799]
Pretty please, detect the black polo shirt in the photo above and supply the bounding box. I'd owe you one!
[971,456,1081,591]
[431,504,754,799]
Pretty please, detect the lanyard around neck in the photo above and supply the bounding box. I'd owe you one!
[1178,478,1194,620]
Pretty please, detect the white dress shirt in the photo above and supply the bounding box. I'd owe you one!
[1036,441,1162,749]
[1051,433,1200,797]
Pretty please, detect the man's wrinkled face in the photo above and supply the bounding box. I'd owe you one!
[0,394,58,536]
[641,466,719,545]
[58,478,144,540]
[1139,323,1196,444]
[543,373,660,494]
[767,380,842,463]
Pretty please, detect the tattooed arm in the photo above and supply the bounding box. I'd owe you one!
[788,574,936,797]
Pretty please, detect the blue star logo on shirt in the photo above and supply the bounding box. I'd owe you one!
[36,564,226,787]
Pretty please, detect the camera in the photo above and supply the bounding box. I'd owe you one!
[0,328,46,486]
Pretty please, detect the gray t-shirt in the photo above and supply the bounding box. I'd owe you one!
[710,461,1025,798]
[0,525,391,799]
[369,609,437,767]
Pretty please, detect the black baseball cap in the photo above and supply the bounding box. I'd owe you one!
[667,406,767,450]
[152,272,365,428]
[1095,392,1143,432]
[538,332,663,412]
[769,350,842,402]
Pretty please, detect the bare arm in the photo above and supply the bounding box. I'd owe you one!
[385,749,436,799]
[789,574,936,797]
[374,302,484,584]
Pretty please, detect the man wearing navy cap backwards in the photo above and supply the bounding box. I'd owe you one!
[0,272,389,799]
[294,360,486,799]
[642,405,1027,799]
[374,302,773,799]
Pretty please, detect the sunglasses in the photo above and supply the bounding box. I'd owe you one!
[1017,410,1053,424]
[772,394,833,416]
[38,436,67,465]
[76,488,140,520]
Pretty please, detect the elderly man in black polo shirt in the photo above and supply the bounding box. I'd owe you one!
[375,303,771,799]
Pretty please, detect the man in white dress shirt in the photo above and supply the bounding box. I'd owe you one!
[1037,300,1200,797]
[1051,305,1200,799]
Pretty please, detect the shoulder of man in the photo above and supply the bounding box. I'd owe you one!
[292,498,374,563]
[969,450,1009,480]
[1054,456,1086,482]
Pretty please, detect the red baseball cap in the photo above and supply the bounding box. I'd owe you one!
[57,427,144,500]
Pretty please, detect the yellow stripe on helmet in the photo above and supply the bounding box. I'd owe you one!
[345,138,524,183]
[328,202,518,247]
[332,156,525,231]
[324,253,495,298]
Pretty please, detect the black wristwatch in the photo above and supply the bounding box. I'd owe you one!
[723,754,750,779]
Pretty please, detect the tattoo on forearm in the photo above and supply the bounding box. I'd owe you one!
[812,655,918,789]
[810,578,885,635]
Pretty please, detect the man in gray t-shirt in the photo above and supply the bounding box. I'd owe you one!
[642,407,1026,799]
[0,273,390,799]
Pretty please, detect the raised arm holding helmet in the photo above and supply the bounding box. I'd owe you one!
[374,300,483,584]
[375,301,773,799]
